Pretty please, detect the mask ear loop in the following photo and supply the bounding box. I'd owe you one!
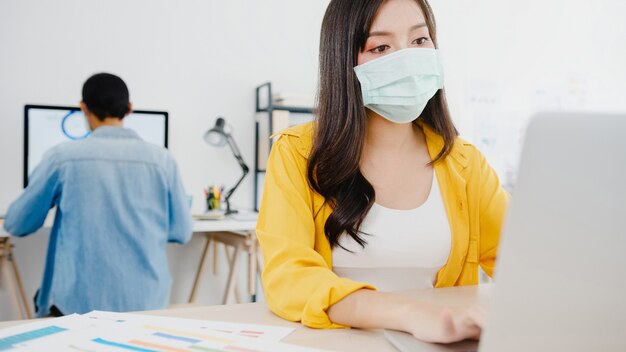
[435,49,445,84]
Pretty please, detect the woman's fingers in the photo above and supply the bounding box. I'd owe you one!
[451,306,485,341]
[465,305,488,328]
[440,307,457,336]
[409,305,487,344]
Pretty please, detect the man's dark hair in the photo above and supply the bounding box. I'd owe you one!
[82,73,130,121]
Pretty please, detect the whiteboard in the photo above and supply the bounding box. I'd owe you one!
[430,0,626,189]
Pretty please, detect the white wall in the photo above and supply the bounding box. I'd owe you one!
[430,0,626,187]
[2,0,625,320]
[0,0,329,212]
[0,0,330,320]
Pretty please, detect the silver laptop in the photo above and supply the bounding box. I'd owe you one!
[386,113,626,351]
[385,330,478,352]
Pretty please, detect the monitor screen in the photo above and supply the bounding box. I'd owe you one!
[24,105,168,187]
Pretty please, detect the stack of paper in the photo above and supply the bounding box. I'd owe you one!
[0,311,327,351]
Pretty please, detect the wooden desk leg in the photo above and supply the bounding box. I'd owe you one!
[222,245,242,304]
[189,234,213,303]
[247,232,258,303]
[1,246,26,319]
[212,238,218,275]
[7,244,32,319]
[222,243,242,305]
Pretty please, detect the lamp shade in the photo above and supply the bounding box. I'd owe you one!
[202,116,249,215]
[203,117,228,147]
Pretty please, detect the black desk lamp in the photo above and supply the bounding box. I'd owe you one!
[203,117,249,215]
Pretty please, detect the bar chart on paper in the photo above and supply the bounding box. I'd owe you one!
[0,326,67,350]
[0,312,326,352]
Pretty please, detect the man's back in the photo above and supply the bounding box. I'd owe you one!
[4,126,192,316]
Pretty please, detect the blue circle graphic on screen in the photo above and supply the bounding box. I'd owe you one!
[61,111,91,140]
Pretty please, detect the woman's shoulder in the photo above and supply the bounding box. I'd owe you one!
[445,136,490,176]
[271,121,315,159]
[452,136,482,161]
[420,122,483,170]
[273,121,314,138]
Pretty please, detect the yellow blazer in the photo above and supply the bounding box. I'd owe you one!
[256,121,509,329]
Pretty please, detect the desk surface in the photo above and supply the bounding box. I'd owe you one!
[0,284,493,351]
[192,215,257,233]
[0,214,257,238]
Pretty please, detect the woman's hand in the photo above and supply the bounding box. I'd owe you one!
[405,304,487,344]
[328,289,487,344]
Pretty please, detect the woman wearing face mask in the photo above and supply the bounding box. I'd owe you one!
[256,0,509,344]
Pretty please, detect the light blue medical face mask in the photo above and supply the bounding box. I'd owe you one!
[354,48,444,124]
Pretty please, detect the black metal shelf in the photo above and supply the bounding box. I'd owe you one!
[256,106,314,114]
[253,82,314,210]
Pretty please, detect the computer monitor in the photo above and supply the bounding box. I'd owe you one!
[23,105,169,187]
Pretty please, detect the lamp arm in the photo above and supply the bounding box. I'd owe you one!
[224,167,248,201]
[225,133,249,173]
[223,134,249,213]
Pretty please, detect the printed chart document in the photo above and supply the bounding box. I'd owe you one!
[0,312,327,351]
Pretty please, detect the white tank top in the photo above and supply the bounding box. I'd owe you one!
[332,174,451,291]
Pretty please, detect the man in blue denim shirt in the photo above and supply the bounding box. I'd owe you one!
[4,73,192,317]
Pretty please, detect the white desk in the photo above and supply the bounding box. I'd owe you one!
[0,285,493,351]
[190,213,259,304]
[192,214,258,233]
[0,214,258,238]
[0,234,31,319]
[0,214,259,316]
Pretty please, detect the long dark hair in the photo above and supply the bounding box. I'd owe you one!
[308,0,458,248]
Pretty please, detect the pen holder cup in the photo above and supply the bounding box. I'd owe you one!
[206,195,221,211]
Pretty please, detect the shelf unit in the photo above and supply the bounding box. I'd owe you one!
[254,82,314,210]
